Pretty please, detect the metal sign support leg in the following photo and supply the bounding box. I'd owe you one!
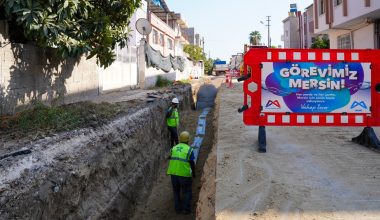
[352,127,380,150]
[258,126,267,153]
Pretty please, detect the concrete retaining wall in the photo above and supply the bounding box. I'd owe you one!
[0,21,99,115]
[144,58,203,89]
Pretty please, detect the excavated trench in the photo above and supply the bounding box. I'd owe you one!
[0,80,222,220]
[132,82,220,220]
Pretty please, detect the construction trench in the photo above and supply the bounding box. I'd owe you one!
[0,78,223,219]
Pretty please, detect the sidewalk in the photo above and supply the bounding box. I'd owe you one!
[91,76,217,104]
[92,88,155,104]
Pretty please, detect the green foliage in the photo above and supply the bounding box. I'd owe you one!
[155,75,173,88]
[0,0,141,68]
[183,44,213,75]
[249,31,261,45]
[204,57,214,75]
[184,44,204,61]
[311,37,330,49]
[16,103,83,132]
[178,79,190,84]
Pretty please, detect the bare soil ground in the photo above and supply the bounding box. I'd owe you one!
[196,89,220,220]
[215,82,380,220]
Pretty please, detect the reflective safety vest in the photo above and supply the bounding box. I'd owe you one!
[167,108,179,127]
[167,143,193,177]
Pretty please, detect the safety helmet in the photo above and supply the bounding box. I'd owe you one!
[179,131,190,143]
[172,98,179,104]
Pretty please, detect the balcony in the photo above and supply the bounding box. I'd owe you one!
[315,0,380,33]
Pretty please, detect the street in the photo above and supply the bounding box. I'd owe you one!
[215,81,380,220]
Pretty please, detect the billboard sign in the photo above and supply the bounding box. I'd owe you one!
[242,49,380,127]
[261,62,371,113]
[290,3,297,9]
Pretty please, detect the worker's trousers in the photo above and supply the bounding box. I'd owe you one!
[170,175,192,213]
[168,126,179,147]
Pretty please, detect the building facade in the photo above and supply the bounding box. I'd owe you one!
[182,27,195,45]
[314,0,380,49]
[173,13,189,57]
[149,12,176,56]
[301,4,319,48]
[98,0,148,92]
[195,34,204,48]
[147,0,190,57]
[283,14,301,48]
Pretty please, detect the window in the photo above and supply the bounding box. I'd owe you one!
[319,0,325,15]
[335,0,342,6]
[159,33,164,46]
[337,34,351,49]
[153,29,158,45]
[167,38,173,50]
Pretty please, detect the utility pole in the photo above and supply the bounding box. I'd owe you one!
[266,16,271,47]
[146,0,150,42]
[202,37,205,57]
[202,37,205,53]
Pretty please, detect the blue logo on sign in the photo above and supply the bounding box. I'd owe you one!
[350,101,367,110]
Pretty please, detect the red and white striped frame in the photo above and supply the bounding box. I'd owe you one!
[242,48,380,127]
[261,113,368,126]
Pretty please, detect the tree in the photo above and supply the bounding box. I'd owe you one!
[183,44,213,75]
[0,0,142,68]
[204,58,214,75]
[311,36,330,49]
[184,44,204,61]
[249,31,261,45]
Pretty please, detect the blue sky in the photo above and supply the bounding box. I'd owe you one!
[166,0,313,61]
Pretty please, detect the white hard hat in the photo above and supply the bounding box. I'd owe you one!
[172,98,179,104]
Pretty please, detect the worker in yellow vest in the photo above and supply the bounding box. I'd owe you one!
[166,98,180,147]
[167,131,195,215]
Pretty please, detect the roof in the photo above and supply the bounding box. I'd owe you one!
[305,3,313,10]
[148,0,177,23]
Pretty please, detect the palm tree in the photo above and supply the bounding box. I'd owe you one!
[249,31,262,45]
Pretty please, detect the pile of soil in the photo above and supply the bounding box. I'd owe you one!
[0,84,194,219]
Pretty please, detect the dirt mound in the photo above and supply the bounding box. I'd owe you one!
[196,84,217,110]
[0,84,193,219]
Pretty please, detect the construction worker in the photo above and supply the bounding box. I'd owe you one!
[167,131,195,215]
[166,98,179,147]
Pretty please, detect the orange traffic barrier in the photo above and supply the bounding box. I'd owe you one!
[225,73,233,88]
